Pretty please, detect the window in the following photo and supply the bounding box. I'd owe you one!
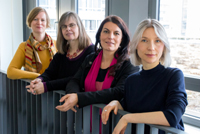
[159,0,200,127]
[78,0,105,43]
[37,0,58,39]
[90,20,96,30]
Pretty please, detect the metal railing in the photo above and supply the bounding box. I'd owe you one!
[0,71,189,134]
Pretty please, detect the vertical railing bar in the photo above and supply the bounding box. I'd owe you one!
[6,77,10,134]
[47,92,54,134]
[53,92,60,134]
[36,95,38,134]
[21,80,27,134]
[111,111,115,131]
[1,73,8,134]
[41,93,48,134]
[66,110,73,134]
[36,94,42,134]
[59,94,67,134]
[113,113,120,131]
[92,105,100,134]
[31,92,36,134]
[150,126,159,134]
[59,94,62,134]
[136,123,144,134]
[102,114,110,134]
[3,74,7,134]
[1,73,5,134]
[83,105,90,134]
[30,88,33,134]
[26,82,31,134]
[17,80,22,134]
[8,79,13,134]
[125,123,132,134]
[75,107,82,134]
[102,108,111,134]
[13,80,18,134]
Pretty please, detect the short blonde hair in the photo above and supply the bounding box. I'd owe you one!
[26,7,50,28]
[130,19,171,68]
[56,11,91,54]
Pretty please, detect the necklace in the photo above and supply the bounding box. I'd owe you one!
[66,49,80,59]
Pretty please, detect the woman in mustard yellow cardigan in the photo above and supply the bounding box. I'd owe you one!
[7,7,56,80]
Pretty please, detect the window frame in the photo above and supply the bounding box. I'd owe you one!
[150,0,200,128]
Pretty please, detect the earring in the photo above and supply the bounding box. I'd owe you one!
[118,46,121,49]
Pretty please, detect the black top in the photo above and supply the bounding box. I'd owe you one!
[65,53,140,108]
[96,68,108,82]
[39,45,95,91]
[123,64,188,134]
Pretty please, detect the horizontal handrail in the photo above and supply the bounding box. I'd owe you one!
[0,71,190,134]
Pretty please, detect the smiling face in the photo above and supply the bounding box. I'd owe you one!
[100,22,122,53]
[61,17,79,41]
[30,11,47,34]
[137,27,165,70]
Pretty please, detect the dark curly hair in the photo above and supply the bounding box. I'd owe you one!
[95,15,130,76]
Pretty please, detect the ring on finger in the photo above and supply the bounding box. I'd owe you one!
[104,109,107,112]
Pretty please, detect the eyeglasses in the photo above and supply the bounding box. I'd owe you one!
[61,23,77,30]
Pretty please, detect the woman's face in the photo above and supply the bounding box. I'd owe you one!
[137,27,165,69]
[31,11,47,34]
[61,17,79,41]
[100,22,122,53]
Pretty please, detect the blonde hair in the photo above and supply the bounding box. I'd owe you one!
[26,7,50,28]
[56,11,92,54]
[130,19,171,68]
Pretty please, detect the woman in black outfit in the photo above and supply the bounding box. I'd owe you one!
[56,15,139,112]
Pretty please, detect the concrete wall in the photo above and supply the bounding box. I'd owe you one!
[106,0,149,37]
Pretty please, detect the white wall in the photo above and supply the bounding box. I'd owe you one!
[0,0,23,72]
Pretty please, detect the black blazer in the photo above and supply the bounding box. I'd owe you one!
[65,52,139,108]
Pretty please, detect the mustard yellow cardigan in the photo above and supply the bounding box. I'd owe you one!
[7,40,56,80]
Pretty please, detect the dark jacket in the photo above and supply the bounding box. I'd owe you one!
[65,52,139,108]
[39,45,95,91]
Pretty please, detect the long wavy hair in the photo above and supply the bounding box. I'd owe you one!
[95,15,130,76]
[56,11,91,54]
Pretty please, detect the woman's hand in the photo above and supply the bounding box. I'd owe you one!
[112,115,128,134]
[112,111,170,134]
[26,78,42,95]
[101,100,123,125]
[56,93,78,112]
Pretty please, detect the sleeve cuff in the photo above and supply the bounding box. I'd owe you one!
[43,82,48,92]
[37,77,44,82]
[77,92,86,108]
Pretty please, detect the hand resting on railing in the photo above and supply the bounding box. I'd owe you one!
[55,93,78,112]
[26,78,44,95]
[102,100,170,134]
